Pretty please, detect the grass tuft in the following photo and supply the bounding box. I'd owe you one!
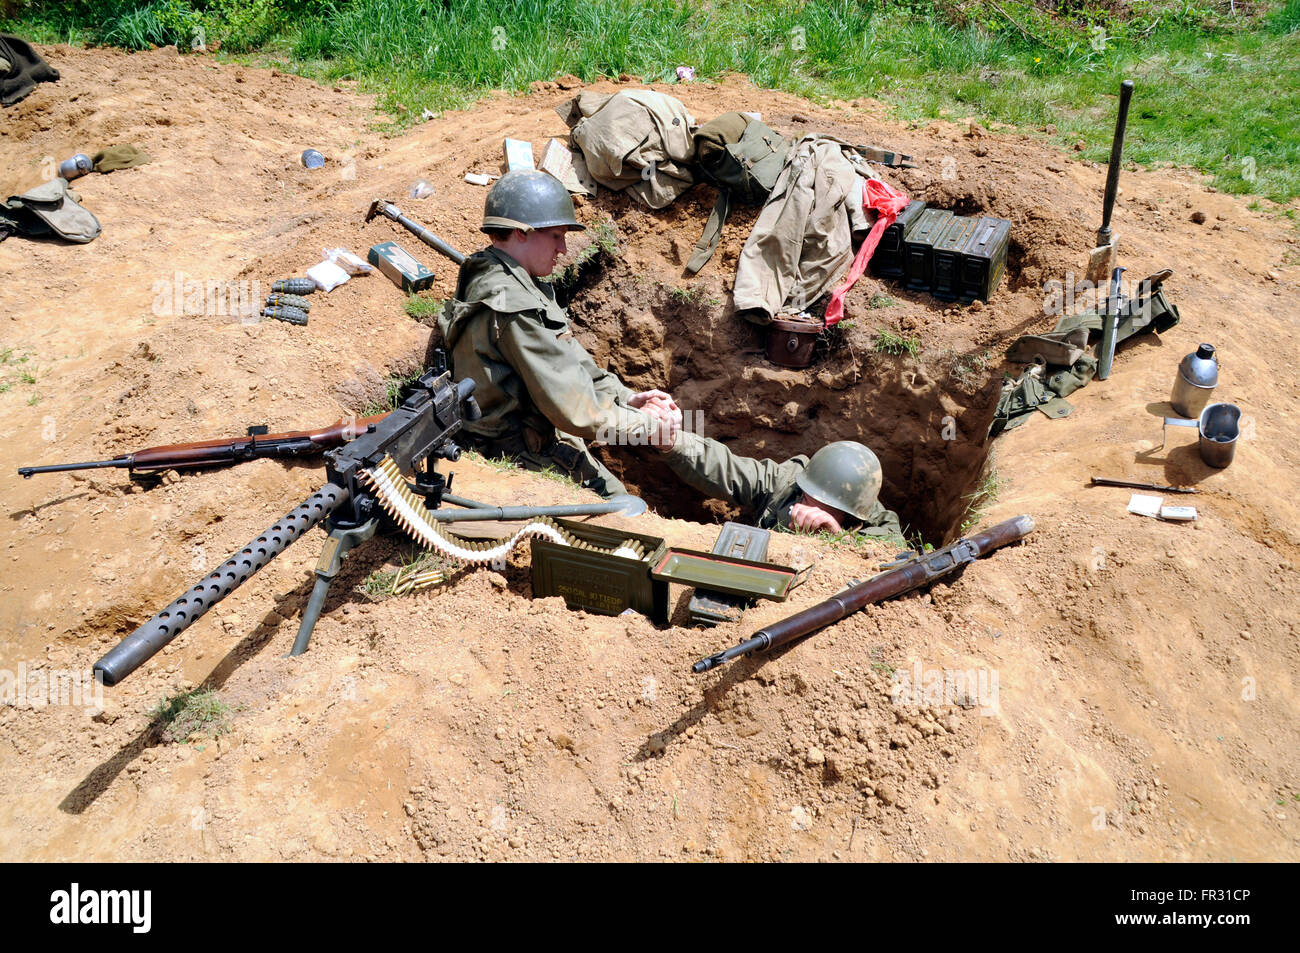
[873,328,921,357]
[150,688,235,743]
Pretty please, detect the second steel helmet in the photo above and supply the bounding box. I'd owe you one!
[795,441,884,522]
[481,170,585,234]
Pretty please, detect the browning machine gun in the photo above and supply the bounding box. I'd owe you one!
[93,354,644,686]
[692,515,1035,673]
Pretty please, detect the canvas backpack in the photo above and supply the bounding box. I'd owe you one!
[686,113,790,274]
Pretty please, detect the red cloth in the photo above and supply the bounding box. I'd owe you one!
[824,178,910,327]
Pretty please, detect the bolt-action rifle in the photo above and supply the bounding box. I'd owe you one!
[692,515,1035,673]
[18,414,390,481]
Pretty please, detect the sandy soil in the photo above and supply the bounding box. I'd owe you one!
[1,44,1296,862]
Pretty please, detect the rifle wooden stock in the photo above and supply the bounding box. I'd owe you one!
[18,413,389,478]
[692,515,1035,673]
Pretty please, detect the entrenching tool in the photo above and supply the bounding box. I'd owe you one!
[1087,80,1135,283]
[365,199,465,266]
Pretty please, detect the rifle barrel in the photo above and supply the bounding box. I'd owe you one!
[19,457,132,477]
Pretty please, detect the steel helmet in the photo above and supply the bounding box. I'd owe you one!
[481,170,585,233]
[795,441,884,522]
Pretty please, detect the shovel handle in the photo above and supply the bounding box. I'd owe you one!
[1098,80,1135,242]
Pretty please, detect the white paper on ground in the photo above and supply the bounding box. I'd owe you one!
[307,259,350,292]
[1127,493,1163,518]
[1160,505,1198,522]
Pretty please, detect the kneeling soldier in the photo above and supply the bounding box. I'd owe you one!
[438,170,675,497]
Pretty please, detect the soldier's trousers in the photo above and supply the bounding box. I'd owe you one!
[469,430,627,498]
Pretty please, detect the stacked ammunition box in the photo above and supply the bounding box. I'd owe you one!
[875,206,1011,303]
[932,215,981,302]
[959,216,1012,303]
[870,200,927,278]
[903,208,953,292]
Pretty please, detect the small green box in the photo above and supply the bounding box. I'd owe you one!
[871,199,926,279]
[959,216,1012,303]
[530,519,669,623]
[903,208,953,292]
[931,215,981,302]
[368,241,435,292]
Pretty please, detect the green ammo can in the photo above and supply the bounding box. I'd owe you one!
[530,519,669,623]
[902,208,953,293]
[931,215,981,302]
[959,216,1012,303]
[870,200,926,279]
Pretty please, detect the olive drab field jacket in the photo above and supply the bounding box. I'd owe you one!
[437,246,655,447]
[664,430,902,536]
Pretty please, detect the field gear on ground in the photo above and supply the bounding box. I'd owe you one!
[993,270,1180,435]
[687,113,791,274]
[795,441,885,522]
[0,176,100,243]
[1,34,58,107]
[732,134,885,326]
[437,245,655,497]
[664,430,901,535]
[482,169,585,233]
[559,89,697,209]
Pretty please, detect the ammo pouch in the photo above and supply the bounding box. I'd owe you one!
[687,114,790,274]
[0,176,101,244]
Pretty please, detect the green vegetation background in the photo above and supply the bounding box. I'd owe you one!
[5,0,1298,203]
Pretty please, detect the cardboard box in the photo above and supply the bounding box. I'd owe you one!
[367,241,434,292]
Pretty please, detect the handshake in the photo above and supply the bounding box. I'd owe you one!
[626,389,683,452]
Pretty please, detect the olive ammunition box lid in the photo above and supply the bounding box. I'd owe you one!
[688,522,773,627]
[904,208,953,249]
[963,216,1011,260]
[367,241,435,293]
[650,549,803,601]
[934,215,980,254]
[892,199,927,236]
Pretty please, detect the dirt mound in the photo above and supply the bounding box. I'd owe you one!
[1,46,1297,862]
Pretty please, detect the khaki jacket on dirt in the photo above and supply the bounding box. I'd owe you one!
[561,89,697,209]
[438,246,656,449]
[733,134,881,325]
[664,430,903,535]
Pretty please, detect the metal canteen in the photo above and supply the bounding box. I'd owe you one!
[1170,342,1218,418]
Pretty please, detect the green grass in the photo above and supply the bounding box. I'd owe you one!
[873,328,922,357]
[669,284,709,305]
[361,369,422,417]
[462,449,572,486]
[960,467,1004,535]
[0,348,39,395]
[545,217,619,287]
[403,294,444,326]
[149,688,234,743]
[868,293,897,309]
[5,1,1298,200]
